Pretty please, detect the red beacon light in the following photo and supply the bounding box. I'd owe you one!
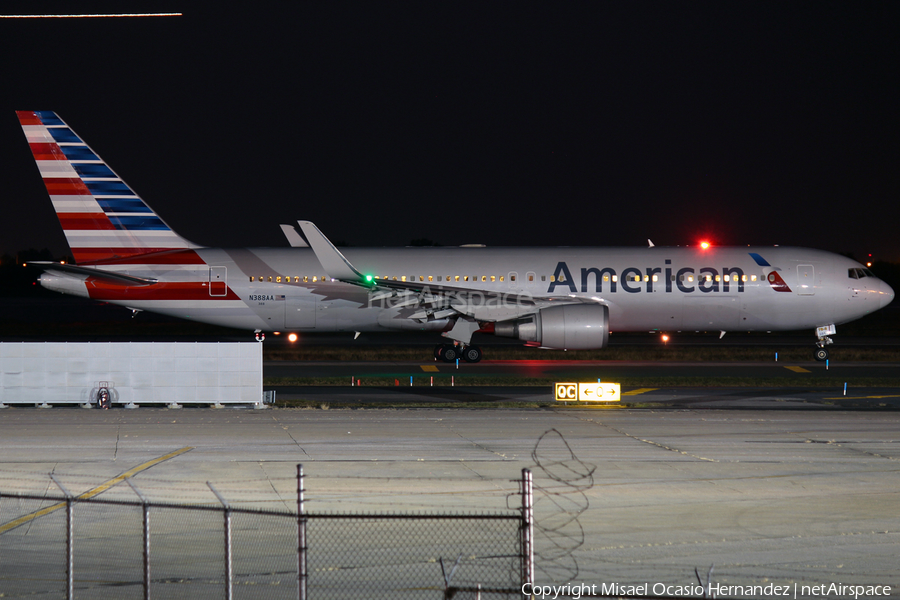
[699,241,711,250]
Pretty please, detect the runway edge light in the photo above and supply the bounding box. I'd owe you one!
[555,382,621,402]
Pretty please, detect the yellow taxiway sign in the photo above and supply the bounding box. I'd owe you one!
[555,382,621,402]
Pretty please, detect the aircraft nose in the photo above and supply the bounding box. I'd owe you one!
[878,279,895,309]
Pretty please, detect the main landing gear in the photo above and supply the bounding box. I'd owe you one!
[434,344,482,363]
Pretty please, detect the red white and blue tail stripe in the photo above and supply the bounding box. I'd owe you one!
[17,111,201,265]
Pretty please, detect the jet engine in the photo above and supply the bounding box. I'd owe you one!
[494,304,609,349]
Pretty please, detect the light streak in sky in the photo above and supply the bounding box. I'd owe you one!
[0,13,182,18]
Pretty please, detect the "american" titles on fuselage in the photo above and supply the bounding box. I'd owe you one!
[549,260,750,294]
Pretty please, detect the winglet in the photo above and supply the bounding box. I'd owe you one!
[279,224,309,247]
[296,221,364,282]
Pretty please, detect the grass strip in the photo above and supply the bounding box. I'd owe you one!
[264,345,900,362]
[265,376,900,388]
[272,399,554,409]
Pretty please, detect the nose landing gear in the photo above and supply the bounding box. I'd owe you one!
[814,324,836,361]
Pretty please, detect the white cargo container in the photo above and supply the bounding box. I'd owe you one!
[0,343,263,408]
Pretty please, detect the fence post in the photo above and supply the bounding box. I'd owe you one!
[50,475,74,600]
[66,496,73,599]
[521,468,534,588]
[142,501,150,599]
[207,483,232,600]
[298,464,308,600]
[127,479,151,600]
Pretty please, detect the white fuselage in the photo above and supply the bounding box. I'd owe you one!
[62,245,891,335]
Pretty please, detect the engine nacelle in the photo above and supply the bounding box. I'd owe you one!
[494,304,609,349]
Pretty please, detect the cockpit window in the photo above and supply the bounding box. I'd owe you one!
[848,268,873,279]
[848,268,859,279]
[862,268,875,278]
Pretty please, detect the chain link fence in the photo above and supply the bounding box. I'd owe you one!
[0,466,531,599]
[300,514,523,599]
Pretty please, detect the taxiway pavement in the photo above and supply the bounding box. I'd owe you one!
[0,406,897,595]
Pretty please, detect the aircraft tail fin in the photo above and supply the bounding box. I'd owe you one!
[17,111,201,265]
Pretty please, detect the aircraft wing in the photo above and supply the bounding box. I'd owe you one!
[353,275,589,307]
[296,221,600,323]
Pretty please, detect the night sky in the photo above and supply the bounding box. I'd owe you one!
[2,3,898,260]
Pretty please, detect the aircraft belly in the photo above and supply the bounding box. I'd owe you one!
[315,300,382,331]
[682,296,740,331]
[606,297,682,331]
[607,292,833,332]
[740,292,836,330]
[284,296,316,329]
[241,296,285,329]
[106,299,268,330]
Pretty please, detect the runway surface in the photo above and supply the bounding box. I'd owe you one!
[0,406,898,596]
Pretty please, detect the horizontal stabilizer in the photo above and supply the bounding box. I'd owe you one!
[296,221,364,282]
[28,262,157,286]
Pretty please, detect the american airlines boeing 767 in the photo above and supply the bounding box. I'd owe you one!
[18,111,894,362]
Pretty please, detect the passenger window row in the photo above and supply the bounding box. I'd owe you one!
[250,273,761,284]
[250,276,328,283]
[676,274,756,282]
[374,275,511,282]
